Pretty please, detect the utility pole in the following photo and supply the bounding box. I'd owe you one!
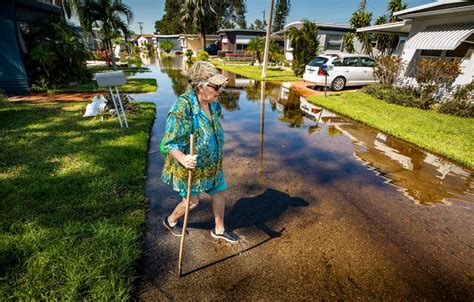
[138,21,143,34]
[261,0,274,78]
[262,10,265,28]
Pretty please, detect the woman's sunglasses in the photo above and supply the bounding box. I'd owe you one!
[206,82,224,92]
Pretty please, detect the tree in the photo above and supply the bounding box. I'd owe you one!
[160,40,175,54]
[155,0,184,34]
[233,0,247,29]
[374,0,407,55]
[343,32,355,53]
[181,0,218,49]
[388,0,407,20]
[84,0,134,69]
[26,17,91,89]
[253,19,267,30]
[349,10,373,55]
[246,36,280,64]
[288,20,319,76]
[272,0,291,32]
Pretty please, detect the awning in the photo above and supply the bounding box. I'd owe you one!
[405,23,474,50]
[357,20,411,35]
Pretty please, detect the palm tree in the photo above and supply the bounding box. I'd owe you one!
[388,0,407,21]
[374,0,408,54]
[288,20,319,76]
[246,36,265,64]
[84,0,134,69]
[180,0,217,50]
[349,10,373,55]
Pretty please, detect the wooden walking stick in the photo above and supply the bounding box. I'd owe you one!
[178,134,194,277]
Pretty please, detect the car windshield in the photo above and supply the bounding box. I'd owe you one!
[308,57,329,67]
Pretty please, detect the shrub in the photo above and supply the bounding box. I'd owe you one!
[374,55,405,86]
[438,81,474,117]
[362,84,420,108]
[0,88,9,107]
[288,20,319,76]
[160,40,174,54]
[145,42,155,56]
[30,78,50,93]
[132,46,141,56]
[127,56,142,67]
[196,50,209,61]
[415,58,461,108]
[23,16,91,89]
[185,49,194,62]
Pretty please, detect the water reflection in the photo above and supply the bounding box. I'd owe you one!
[137,57,473,205]
[322,114,473,204]
[221,69,256,88]
[241,75,472,204]
[157,56,189,96]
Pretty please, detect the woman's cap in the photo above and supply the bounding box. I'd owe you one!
[187,61,228,86]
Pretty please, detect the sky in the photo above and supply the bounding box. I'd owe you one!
[117,0,434,34]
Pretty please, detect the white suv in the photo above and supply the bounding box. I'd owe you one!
[303,54,377,91]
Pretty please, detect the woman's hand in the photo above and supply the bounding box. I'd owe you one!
[169,150,198,169]
[181,154,198,169]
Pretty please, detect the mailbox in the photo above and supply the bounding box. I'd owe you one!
[95,71,126,87]
[94,71,129,128]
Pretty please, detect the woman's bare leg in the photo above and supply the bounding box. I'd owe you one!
[210,191,226,233]
[168,195,200,225]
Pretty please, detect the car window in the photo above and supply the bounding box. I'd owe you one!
[332,59,342,66]
[308,57,329,67]
[342,57,359,67]
[360,57,375,67]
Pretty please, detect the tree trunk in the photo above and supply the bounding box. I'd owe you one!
[201,23,206,51]
[108,39,118,70]
[104,26,118,70]
[359,0,366,11]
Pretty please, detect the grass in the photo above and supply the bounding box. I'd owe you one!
[88,66,151,76]
[308,92,474,169]
[211,59,301,82]
[0,102,155,300]
[53,78,157,93]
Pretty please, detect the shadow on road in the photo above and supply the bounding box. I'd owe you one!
[190,188,309,238]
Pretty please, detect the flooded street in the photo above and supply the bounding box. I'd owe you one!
[133,56,473,301]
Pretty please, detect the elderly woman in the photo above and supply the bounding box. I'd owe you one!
[161,61,239,243]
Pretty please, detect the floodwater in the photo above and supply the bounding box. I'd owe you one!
[132,56,474,301]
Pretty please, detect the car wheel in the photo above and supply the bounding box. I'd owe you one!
[331,77,346,91]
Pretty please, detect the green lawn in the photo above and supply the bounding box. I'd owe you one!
[0,102,155,300]
[308,92,474,169]
[88,66,151,76]
[211,60,301,82]
[54,78,157,93]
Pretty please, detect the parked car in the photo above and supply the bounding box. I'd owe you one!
[205,43,220,55]
[303,54,377,91]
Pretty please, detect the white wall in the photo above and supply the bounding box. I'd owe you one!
[400,12,474,86]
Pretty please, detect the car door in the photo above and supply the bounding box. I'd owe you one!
[359,57,376,85]
[341,57,362,86]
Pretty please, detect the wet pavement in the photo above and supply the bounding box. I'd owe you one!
[133,56,474,301]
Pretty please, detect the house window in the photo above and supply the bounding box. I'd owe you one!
[445,42,471,58]
[286,38,293,51]
[236,44,247,51]
[420,49,443,57]
[395,37,407,55]
[325,35,343,51]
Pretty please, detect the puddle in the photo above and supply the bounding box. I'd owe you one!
[133,56,474,301]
